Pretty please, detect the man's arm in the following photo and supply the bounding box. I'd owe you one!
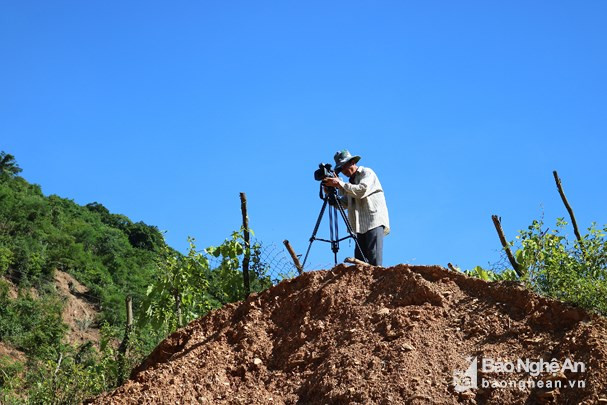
[323,168,381,200]
[341,168,381,199]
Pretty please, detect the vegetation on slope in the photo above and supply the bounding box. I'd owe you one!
[0,152,272,403]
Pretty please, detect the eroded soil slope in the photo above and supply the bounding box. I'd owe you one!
[92,264,607,404]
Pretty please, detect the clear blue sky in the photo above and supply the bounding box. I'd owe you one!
[2,1,606,271]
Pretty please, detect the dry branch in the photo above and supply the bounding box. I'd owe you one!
[552,170,586,258]
[491,215,524,277]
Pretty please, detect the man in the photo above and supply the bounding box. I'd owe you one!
[323,149,390,266]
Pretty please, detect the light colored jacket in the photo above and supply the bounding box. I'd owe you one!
[339,166,390,235]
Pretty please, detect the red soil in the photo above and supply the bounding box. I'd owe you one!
[92,264,607,404]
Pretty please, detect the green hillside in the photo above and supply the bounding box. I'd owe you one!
[0,152,272,403]
[0,155,162,322]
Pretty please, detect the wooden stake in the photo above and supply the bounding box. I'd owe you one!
[491,215,524,277]
[283,240,303,275]
[126,295,133,330]
[119,296,133,355]
[118,295,133,384]
[240,192,251,295]
[175,291,182,327]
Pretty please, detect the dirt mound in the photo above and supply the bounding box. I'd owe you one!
[92,264,607,404]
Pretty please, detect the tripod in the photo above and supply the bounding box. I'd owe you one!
[301,185,368,268]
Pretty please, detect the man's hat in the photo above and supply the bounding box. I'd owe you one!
[334,149,361,171]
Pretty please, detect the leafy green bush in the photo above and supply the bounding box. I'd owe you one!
[467,217,607,315]
[21,324,127,405]
[514,219,607,314]
[0,355,25,404]
[140,230,274,337]
[206,230,273,303]
[0,284,66,357]
[463,266,518,282]
[140,237,216,333]
[0,245,13,275]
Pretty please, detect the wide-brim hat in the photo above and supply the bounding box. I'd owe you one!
[334,149,361,171]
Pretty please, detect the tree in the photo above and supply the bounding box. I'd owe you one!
[127,222,162,251]
[205,229,272,304]
[140,237,215,333]
[0,152,22,178]
[139,230,274,336]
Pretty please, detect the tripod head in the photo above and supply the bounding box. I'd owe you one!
[319,182,339,203]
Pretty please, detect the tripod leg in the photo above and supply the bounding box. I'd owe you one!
[301,198,329,268]
[334,198,369,263]
[331,204,339,265]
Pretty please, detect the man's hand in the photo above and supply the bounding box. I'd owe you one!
[322,174,343,189]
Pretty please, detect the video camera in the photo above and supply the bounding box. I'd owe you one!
[314,163,339,181]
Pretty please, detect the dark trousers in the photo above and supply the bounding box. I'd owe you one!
[354,226,384,266]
